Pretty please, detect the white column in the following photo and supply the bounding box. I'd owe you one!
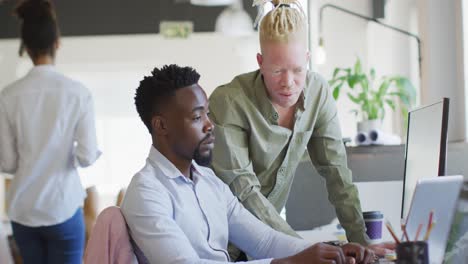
[418,0,467,142]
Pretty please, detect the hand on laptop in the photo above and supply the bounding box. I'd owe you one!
[367,242,396,257]
[273,242,375,264]
[342,242,376,263]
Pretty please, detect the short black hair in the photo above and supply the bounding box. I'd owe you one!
[135,64,201,134]
[15,0,60,58]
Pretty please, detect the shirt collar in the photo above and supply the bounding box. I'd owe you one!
[147,146,203,181]
[28,64,57,75]
[297,92,306,112]
[253,70,308,121]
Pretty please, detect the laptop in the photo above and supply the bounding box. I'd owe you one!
[404,175,463,264]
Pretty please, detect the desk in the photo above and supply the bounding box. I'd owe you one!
[289,180,403,244]
[296,217,396,246]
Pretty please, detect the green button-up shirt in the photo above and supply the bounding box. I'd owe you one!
[209,70,369,245]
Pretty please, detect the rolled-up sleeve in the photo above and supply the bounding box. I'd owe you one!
[74,93,101,167]
[0,98,18,174]
[307,81,368,245]
[209,93,298,238]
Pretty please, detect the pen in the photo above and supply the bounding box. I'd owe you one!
[385,220,401,244]
[414,223,423,241]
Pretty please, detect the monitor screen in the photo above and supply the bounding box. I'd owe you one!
[401,98,449,219]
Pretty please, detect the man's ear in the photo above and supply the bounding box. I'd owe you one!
[151,115,168,136]
[256,53,263,68]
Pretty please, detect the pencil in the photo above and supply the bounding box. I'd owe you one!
[401,223,410,241]
[427,210,434,234]
[414,223,423,241]
[423,222,436,241]
[385,220,401,244]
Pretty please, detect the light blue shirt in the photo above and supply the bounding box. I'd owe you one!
[0,65,101,226]
[121,146,311,264]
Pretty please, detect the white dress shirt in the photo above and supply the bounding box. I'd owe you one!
[0,65,101,226]
[121,146,312,264]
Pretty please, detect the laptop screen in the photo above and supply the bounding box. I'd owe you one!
[405,176,463,264]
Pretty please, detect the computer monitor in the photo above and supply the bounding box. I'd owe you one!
[401,98,450,219]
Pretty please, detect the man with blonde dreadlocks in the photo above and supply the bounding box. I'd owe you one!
[209,0,394,260]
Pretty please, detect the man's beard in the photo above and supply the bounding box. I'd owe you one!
[193,134,213,166]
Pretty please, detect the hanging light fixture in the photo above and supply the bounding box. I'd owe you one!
[215,0,253,36]
[315,37,327,65]
[190,0,254,36]
[190,0,235,6]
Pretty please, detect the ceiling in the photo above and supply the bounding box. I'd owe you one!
[0,0,256,39]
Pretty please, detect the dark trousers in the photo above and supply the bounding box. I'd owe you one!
[11,208,85,264]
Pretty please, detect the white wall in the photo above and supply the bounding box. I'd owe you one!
[310,0,418,139]
[0,33,260,96]
[0,33,260,197]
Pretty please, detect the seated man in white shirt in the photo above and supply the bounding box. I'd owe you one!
[121,64,376,264]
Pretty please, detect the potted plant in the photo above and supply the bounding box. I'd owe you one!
[329,58,417,132]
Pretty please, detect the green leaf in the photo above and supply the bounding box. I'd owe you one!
[381,106,386,120]
[392,77,417,105]
[347,75,358,88]
[330,76,348,86]
[377,79,390,97]
[389,91,411,106]
[327,58,418,124]
[398,79,417,104]
[354,58,362,74]
[347,92,361,104]
[360,75,369,92]
[358,92,368,101]
[369,104,382,120]
[328,79,339,86]
[332,82,344,100]
[386,99,396,110]
[332,68,341,78]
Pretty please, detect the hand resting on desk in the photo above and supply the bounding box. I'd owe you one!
[272,242,376,264]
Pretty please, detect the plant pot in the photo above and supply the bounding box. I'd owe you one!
[357,119,382,133]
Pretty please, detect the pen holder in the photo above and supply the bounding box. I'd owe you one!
[396,241,429,264]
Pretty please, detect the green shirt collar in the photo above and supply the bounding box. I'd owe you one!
[253,70,307,123]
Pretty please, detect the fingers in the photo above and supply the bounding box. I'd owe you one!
[362,248,376,264]
[342,243,364,263]
[341,243,377,264]
[380,241,397,250]
[371,247,390,257]
[320,246,346,264]
[345,256,356,264]
[368,242,396,257]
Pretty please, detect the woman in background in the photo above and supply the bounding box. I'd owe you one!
[0,1,101,263]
